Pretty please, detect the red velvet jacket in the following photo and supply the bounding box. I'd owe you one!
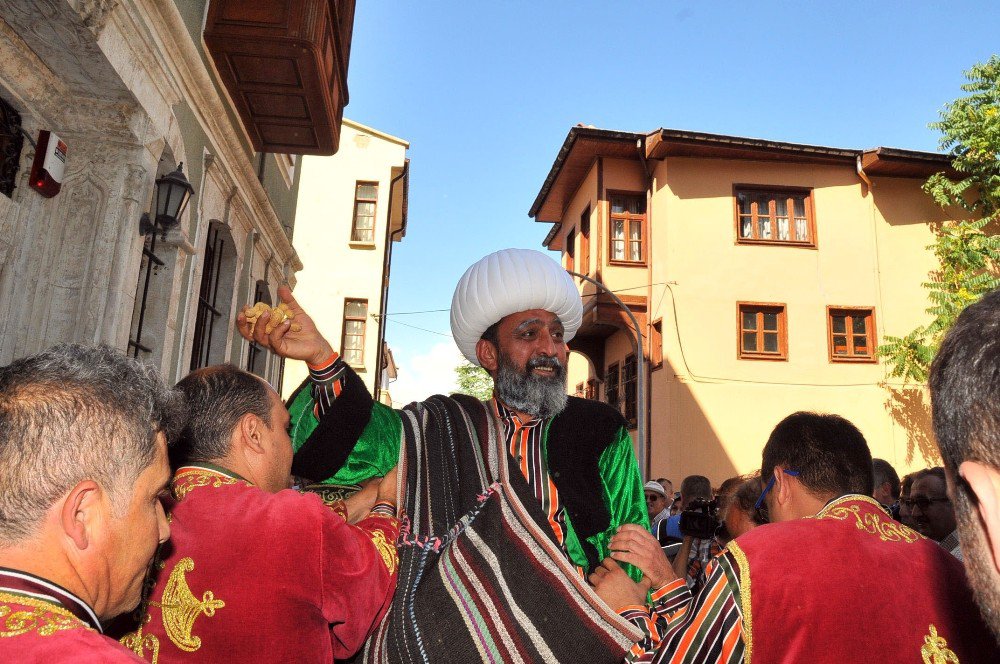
[0,572,141,663]
[728,495,997,663]
[120,465,399,663]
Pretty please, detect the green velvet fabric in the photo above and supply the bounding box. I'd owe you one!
[557,423,649,583]
[288,388,400,485]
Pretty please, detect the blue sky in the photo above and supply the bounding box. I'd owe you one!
[339,1,1000,403]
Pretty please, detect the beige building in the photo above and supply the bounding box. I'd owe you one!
[281,120,409,402]
[531,126,960,483]
[0,1,356,386]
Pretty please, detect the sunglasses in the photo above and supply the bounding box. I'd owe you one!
[899,496,950,511]
[754,469,801,512]
[645,493,665,502]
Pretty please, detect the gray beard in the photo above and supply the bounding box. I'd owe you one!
[493,352,568,420]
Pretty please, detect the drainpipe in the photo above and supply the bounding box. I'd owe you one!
[638,137,655,479]
[375,159,409,400]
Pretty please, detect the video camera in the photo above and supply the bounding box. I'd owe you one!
[679,498,721,540]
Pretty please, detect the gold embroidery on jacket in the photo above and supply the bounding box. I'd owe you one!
[816,496,921,543]
[150,557,224,652]
[171,468,241,501]
[726,543,753,663]
[921,624,959,663]
[369,529,399,575]
[120,614,161,663]
[0,592,86,637]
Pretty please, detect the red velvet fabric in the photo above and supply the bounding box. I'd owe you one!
[122,466,398,662]
[730,495,997,663]
[0,599,140,663]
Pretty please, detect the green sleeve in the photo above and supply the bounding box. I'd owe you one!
[591,426,649,583]
[288,386,402,486]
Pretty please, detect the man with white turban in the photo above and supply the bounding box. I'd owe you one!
[239,248,647,663]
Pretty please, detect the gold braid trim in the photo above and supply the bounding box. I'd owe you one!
[120,615,161,664]
[726,543,753,664]
[368,528,399,575]
[815,495,922,544]
[0,591,88,638]
[171,467,244,501]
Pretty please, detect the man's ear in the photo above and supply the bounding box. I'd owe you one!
[476,338,499,373]
[60,480,101,551]
[237,412,267,455]
[773,467,793,506]
[960,461,1000,575]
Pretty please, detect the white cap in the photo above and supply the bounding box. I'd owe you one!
[449,248,583,365]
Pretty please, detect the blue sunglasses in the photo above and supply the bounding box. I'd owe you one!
[754,469,801,511]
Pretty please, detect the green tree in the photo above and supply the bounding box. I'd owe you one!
[878,56,1000,382]
[454,360,493,401]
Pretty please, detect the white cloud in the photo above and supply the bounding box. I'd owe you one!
[387,341,464,408]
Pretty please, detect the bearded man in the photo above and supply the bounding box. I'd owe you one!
[241,248,647,663]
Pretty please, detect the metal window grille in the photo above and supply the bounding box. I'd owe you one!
[0,97,24,198]
[623,354,637,425]
[247,280,270,377]
[190,226,227,371]
[128,232,165,358]
[605,363,620,409]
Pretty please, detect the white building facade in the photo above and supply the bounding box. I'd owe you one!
[281,120,409,401]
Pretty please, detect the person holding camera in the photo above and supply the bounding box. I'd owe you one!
[652,475,722,593]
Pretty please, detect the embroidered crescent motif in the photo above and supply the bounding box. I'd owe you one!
[0,593,85,638]
[151,557,224,652]
[370,529,399,575]
[921,624,959,663]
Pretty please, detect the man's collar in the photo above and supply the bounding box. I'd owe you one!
[491,397,544,427]
[175,462,248,482]
[0,567,101,631]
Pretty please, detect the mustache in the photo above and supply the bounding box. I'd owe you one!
[526,355,564,372]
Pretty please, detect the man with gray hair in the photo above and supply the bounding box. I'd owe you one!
[243,248,647,663]
[0,344,182,662]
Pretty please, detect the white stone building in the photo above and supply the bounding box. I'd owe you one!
[281,120,409,403]
[0,1,353,385]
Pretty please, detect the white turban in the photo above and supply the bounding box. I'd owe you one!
[450,248,583,365]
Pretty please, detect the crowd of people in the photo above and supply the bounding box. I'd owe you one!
[0,247,998,663]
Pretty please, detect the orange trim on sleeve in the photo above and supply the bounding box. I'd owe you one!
[307,351,340,370]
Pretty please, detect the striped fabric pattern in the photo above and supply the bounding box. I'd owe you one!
[363,394,642,663]
[309,356,347,417]
[624,552,745,663]
[493,400,568,553]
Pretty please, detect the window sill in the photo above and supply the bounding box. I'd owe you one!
[738,354,788,362]
[608,259,647,268]
[829,356,877,364]
[736,239,817,249]
[349,363,367,372]
[348,241,377,250]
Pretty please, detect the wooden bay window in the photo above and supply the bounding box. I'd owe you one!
[735,186,815,247]
[609,193,646,264]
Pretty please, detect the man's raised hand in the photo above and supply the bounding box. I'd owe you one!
[236,285,334,366]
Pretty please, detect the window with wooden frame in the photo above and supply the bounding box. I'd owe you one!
[609,193,646,264]
[651,319,663,369]
[566,229,575,273]
[575,382,584,397]
[351,182,378,243]
[738,303,788,360]
[585,378,597,400]
[341,299,368,366]
[580,206,591,276]
[827,307,876,362]
[623,354,637,427]
[735,187,815,246]
[605,363,620,408]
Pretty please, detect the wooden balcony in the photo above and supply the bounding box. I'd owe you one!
[204,0,356,155]
[569,293,647,380]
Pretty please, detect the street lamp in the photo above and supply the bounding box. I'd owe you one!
[567,270,647,481]
[139,163,195,239]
